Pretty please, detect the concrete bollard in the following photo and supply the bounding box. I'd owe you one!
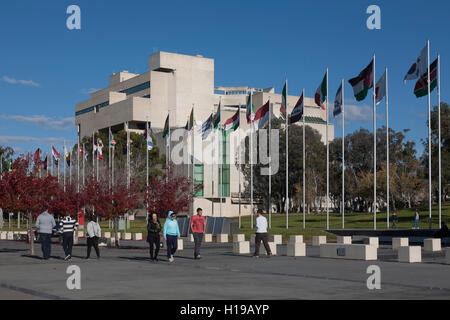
[446,248,450,265]
[216,234,228,243]
[132,233,142,241]
[312,236,327,246]
[177,238,184,251]
[122,233,132,240]
[77,231,84,238]
[188,234,194,242]
[270,234,282,245]
[106,237,115,247]
[232,234,245,243]
[367,237,379,248]
[398,246,421,263]
[337,236,352,244]
[392,238,409,250]
[262,242,277,255]
[0,231,7,240]
[289,235,304,244]
[203,234,212,242]
[233,241,250,254]
[287,243,306,257]
[102,232,111,238]
[6,231,14,240]
[423,238,441,252]
[113,232,121,240]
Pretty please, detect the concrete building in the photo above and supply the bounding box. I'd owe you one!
[75,51,334,217]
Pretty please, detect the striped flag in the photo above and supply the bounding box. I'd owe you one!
[280,81,287,119]
[375,71,387,105]
[51,146,60,165]
[253,101,270,130]
[348,59,373,101]
[333,83,343,117]
[213,101,221,130]
[246,93,255,124]
[289,93,304,124]
[315,73,327,110]
[224,109,240,134]
[199,114,213,140]
[414,58,438,98]
[163,114,169,139]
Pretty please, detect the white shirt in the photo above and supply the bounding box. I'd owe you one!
[87,221,101,238]
[256,216,268,233]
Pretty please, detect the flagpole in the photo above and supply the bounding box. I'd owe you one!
[302,88,306,229]
[69,150,72,186]
[326,68,329,230]
[250,89,254,228]
[427,39,432,229]
[219,100,223,218]
[212,106,215,217]
[342,79,345,229]
[97,137,99,182]
[285,79,289,229]
[192,105,195,213]
[268,96,272,229]
[386,67,390,229]
[238,108,241,228]
[373,55,377,230]
[109,126,112,190]
[127,122,130,189]
[146,119,149,222]
[77,125,80,193]
[437,53,441,228]
[82,144,85,186]
[63,140,66,192]
[92,131,95,180]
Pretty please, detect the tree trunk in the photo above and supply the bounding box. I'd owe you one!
[114,216,120,248]
[28,212,34,256]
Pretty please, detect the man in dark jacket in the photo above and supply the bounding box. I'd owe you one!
[147,213,162,262]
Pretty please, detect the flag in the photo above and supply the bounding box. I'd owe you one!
[33,148,41,165]
[199,114,213,140]
[280,82,287,119]
[84,149,88,162]
[213,101,221,130]
[289,93,304,124]
[315,73,327,110]
[78,145,82,159]
[64,146,70,167]
[253,101,270,130]
[375,71,386,105]
[224,109,240,133]
[246,93,255,124]
[348,59,374,101]
[414,58,438,98]
[97,139,104,160]
[404,45,427,82]
[333,83,343,117]
[186,108,194,131]
[6,160,12,172]
[145,122,154,150]
[109,128,116,146]
[163,114,169,139]
[51,146,60,165]
[42,156,47,170]
[26,152,30,166]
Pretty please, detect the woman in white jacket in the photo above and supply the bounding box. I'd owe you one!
[85,215,101,259]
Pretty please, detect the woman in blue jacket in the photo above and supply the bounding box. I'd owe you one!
[163,211,180,262]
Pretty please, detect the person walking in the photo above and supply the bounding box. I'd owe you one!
[413,209,420,229]
[35,207,56,260]
[60,212,79,260]
[253,209,272,258]
[392,212,398,229]
[85,215,101,259]
[147,213,161,262]
[190,208,206,260]
[163,211,180,263]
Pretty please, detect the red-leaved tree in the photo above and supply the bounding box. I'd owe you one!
[48,183,86,219]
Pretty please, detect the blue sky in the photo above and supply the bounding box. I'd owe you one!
[0,0,448,158]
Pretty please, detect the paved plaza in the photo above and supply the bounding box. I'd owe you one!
[0,239,449,300]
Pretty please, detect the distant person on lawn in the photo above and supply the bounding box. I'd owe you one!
[163,211,180,263]
[190,208,207,260]
[60,212,79,261]
[253,209,272,258]
[85,215,101,259]
[392,212,398,229]
[413,209,420,229]
[35,207,56,260]
[147,213,162,262]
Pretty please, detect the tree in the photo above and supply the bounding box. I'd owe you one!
[48,183,86,219]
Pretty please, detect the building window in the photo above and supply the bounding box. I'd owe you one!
[194,164,204,197]
[219,134,230,197]
[120,81,150,95]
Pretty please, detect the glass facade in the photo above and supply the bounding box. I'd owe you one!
[219,133,230,197]
[194,164,204,197]
[120,81,150,95]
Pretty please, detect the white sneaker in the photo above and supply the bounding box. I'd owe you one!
[169,256,174,262]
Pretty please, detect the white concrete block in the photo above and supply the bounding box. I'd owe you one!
[177,238,184,251]
[392,238,409,250]
[122,232,132,240]
[423,238,441,252]
[287,243,306,257]
[262,242,277,255]
[203,234,212,242]
[337,236,352,244]
[398,246,422,263]
[0,231,7,240]
[106,237,115,247]
[233,241,250,254]
[216,234,228,243]
[6,231,14,240]
[319,243,377,261]
[77,231,84,238]
[132,233,142,241]
[289,235,304,244]
[445,248,450,265]
[312,236,327,246]
[188,234,194,242]
[270,234,282,245]
[233,234,245,243]
[113,232,121,240]
[367,237,379,248]
[102,232,111,238]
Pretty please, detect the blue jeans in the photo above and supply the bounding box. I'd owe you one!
[39,233,52,259]
[413,219,419,229]
[166,235,178,259]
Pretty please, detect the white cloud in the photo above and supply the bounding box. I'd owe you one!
[81,88,99,95]
[1,76,40,87]
[0,136,72,145]
[0,115,75,130]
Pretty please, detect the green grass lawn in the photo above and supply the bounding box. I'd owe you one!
[2,203,449,243]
